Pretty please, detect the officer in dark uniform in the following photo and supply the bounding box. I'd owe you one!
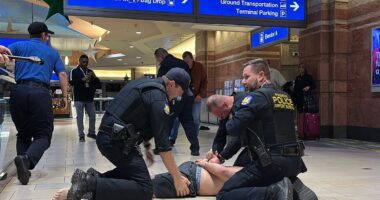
[206,92,252,167]
[217,59,306,200]
[155,48,199,155]
[8,22,69,185]
[67,68,192,200]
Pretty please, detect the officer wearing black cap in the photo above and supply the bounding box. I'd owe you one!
[7,22,68,185]
[216,59,306,200]
[67,68,192,200]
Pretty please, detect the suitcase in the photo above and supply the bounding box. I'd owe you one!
[298,113,320,140]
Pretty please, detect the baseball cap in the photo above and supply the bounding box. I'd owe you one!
[164,68,193,96]
[28,22,54,35]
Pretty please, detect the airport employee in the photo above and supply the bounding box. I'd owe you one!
[67,68,192,200]
[8,22,69,185]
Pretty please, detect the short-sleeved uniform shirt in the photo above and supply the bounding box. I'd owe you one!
[8,38,65,84]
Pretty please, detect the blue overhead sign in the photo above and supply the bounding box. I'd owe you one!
[199,0,305,20]
[251,27,289,49]
[66,0,194,14]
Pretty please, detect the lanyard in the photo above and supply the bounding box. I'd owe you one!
[79,67,88,77]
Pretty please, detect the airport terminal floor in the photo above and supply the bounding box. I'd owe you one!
[0,116,380,200]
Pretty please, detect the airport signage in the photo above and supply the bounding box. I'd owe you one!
[251,27,289,50]
[65,0,306,27]
[371,27,380,92]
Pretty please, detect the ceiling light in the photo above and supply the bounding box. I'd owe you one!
[136,31,142,35]
[136,56,142,59]
[64,56,69,66]
[105,53,126,59]
[117,59,123,61]
[129,45,134,48]
[106,30,111,34]
[98,37,102,42]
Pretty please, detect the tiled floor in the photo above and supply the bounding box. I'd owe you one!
[1,117,380,200]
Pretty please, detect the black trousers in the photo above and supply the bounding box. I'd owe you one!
[170,96,199,152]
[233,148,252,167]
[217,156,303,200]
[96,131,153,200]
[9,84,53,169]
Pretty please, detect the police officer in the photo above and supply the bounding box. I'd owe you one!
[217,59,305,200]
[206,93,252,167]
[67,68,192,200]
[8,22,69,185]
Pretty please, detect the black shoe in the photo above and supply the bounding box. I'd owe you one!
[200,126,210,130]
[292,177,318,200]
[87,134,97,139]
[67,169,96,200]
[87,167,101,178]
[169,139,175,147]
[191,151,200,156]
[79,136,85,142]
[14,155,31,185]
[153,148,160,155]
[267,177,293,200]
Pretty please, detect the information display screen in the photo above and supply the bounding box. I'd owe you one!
[251,27,289,50]
[371,28,380,92]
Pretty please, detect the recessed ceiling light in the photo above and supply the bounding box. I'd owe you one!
[117,59,123,61]
[129,45,134,48]
[136,31,142,35]
[136,56,142,59]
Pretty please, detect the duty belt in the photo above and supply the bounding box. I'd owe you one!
[269,141,305,157]
[17,79,50,90]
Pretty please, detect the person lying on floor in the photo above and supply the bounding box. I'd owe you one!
[52,157,292,200]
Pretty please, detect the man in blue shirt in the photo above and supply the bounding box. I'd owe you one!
[8,22,69,185]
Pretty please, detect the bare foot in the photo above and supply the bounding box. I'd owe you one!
[52,188,69,200]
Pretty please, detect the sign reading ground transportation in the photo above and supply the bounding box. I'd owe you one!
[198,0,305,27]
[66,0,194,15]
[251,27,289,50]
[65,0,306,27]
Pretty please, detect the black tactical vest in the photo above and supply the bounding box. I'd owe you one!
[244,86,298,148]
[105,78,167,133]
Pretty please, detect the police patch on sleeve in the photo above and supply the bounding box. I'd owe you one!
[164,104,170,115]
[241,96,253,105]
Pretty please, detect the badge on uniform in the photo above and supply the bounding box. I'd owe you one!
[241,96,253,105]
[164,104,170,115]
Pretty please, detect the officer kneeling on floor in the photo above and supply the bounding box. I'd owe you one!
[216,59,307,200]
[67,68,192,200]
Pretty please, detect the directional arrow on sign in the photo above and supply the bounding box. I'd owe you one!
[290,1,300,12]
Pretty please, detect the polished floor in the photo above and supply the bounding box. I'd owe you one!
[0,117,380,200]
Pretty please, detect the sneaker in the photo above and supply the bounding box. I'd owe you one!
[191,151,200,156]
[67,169,95,200]
[87,134,97,139]
[292,177,318,200]
[267,177,293,200]
[79,137,85,142]
[200,126,210,130]
[14,155,31,185]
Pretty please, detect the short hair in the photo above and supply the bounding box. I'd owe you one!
[243,58,271,80]
[182,51,194,59]
[154,48,168,56]
[30,33,43,39]
[206,95,224,111]
[79,55,89,60]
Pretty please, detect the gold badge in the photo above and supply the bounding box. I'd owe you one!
[164,104,170,115]
[241,96,253,105]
